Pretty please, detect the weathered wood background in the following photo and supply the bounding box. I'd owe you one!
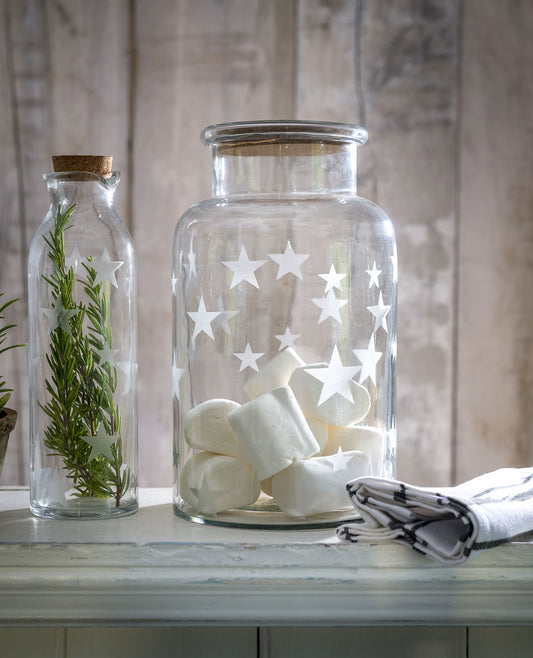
[1,0,532,488]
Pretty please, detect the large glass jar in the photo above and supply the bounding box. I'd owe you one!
[28,156,138,519]
[172,122,397,528]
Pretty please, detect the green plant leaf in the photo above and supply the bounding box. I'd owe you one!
[39,204,130,507]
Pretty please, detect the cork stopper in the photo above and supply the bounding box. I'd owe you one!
[52,155,113,178]
[217,142,347,157]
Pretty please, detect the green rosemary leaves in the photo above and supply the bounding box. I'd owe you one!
[0,294,23,413]
[40,204,129,506]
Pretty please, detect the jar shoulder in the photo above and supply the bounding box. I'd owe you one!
[30,205,133,249]
[175,195,393,229]
[29,205,135,272]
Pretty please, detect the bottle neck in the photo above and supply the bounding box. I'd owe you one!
[44,172,119,210]
[211,142,359,197]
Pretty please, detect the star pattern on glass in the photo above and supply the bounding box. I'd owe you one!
[390,254,398,283]
[312,289,348,324]
[304,345,361,406]
[321,448,357,472]
[40,467,68,503]
[233,342,264,372]
[190,474,226,515]
[172,364,186,402]
[211,296,238,335]
[91,248,123,288]
[367,291,391,334]
[184,246,201,280]
[321,455,337,471]
[334,447,359,469]
[187,296,221,340]
[81,425,118,462]
[319,264,346,293]
[42,298,78,335]
[275,326,300,351]
[222,246,267,289]
[353,335,383,386]
[366,261,382,289]
[96,341,119,366]
[116,360,133,395]
[65,246,87,274]
[268,241,310,280]
[172,241,391,413]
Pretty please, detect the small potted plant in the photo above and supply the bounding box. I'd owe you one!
[0,294,24,477]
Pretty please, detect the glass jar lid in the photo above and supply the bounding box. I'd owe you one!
[201,121,368,147]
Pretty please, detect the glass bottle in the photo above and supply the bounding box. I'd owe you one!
[172,122,397,528]
[29,156,138,518]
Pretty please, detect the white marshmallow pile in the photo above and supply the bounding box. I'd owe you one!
[179,347,383,517]
[180,451,260,515]
[228,386,320,481]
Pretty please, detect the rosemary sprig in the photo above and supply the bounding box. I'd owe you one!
[0,294,24,413]
[40,204,130,506]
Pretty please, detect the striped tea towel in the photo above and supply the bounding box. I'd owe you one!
[337,467,533,564]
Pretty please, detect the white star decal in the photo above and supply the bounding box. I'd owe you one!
[129,472,139,490]
[367,291,391,334]
[268,241,309,280]
[184,247,201,280]
[390,254,398,282]
[42,298,78,335]
[65,246,87,274]
[211,296,238,335]
[366,261,382,289]
[96,341,119,366]
[322,447,358,471]
[39,467,67,503]
[233,343,264,372]
[319,264,346,293]
[81,425,119,462]
[190,474,226,515]
[172,364,186,401]
[116,360,133,395]
[90,248,123,288]
[304,346,361,406]
[187,296,221,340]
[312,289,348,324]
[222,246,267,289]
[353,335,383,386]
[275,326,300,351]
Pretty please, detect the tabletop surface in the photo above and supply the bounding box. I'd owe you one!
[1,488,532,626]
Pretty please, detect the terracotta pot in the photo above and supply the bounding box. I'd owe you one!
[0,407,17,478]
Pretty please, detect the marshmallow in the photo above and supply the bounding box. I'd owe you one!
[260,476,273,497]
[244,348,305,399]
[289,365,371,426]
[272,450,371,517]
[306,416,329,454]
[184,399,241,457]
[180,451,260,515]
[325,425,384,475]
[227,386,320,481]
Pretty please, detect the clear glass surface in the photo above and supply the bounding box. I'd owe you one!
[172,122,396,528]
[28,172,138,519]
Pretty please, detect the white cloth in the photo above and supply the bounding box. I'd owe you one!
[337,467,533,564]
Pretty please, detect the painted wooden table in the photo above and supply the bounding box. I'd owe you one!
[1,488,533,657]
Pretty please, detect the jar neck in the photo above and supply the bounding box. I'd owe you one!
[44,172,119,209]
[211,142,359,197]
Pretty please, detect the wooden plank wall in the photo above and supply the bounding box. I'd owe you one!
[1,0,532,488]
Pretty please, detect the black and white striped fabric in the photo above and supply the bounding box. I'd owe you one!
[337,468,533,564]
